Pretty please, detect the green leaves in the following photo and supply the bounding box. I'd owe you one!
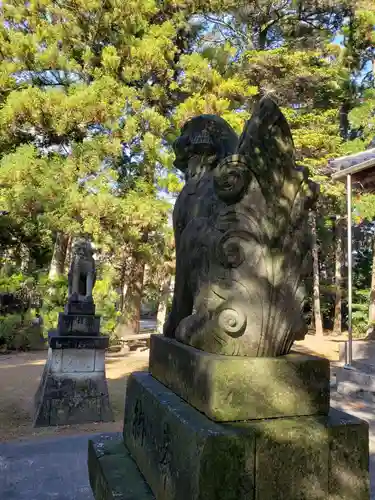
[244,47,347,107]
[0,0,373,331]
[349,89,375,141]
[354,193,375,222]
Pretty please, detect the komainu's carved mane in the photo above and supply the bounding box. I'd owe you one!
[164,97,319,357]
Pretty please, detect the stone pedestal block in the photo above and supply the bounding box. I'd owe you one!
[57,312,100,335]
[48,335,109,350]
[149,335,330,421]
[33,340,113,427]
[65,298,96,315]
[88,372,369,500]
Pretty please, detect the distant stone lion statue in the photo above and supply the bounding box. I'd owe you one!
[163,97,319,357]
[68,238,96,300]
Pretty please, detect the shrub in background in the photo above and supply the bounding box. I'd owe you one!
[352,288,370,338]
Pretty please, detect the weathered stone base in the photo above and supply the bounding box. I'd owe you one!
[88,433,155,500]
[33,345,113,427]
[120,372,368,500]
[88,342,370,500]
[58,312,101,335]
[149,335,330,421]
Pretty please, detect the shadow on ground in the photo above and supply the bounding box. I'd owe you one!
[0,349,148,442]
[1,342,375,499]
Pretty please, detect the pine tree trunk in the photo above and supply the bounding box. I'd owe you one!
[333,217,343,334]
[118,251,132,313]
[119,268,129,314]
[121,237,148,335]
[119,279,128,313]
[49,232,69,279]
[122,257,145,335]
[118,259,127,314]
[311,213,324,336]
[156,275,172,334]
[366,235,375,339]
[63,235,73,275]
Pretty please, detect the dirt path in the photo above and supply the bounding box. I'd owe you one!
[0,334,347,443]
[0,349,148,443]
[293,332,348,362]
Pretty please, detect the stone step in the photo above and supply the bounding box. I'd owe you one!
[339,340,375,364]
[337,366,375,402]
[338,367,375,388]
[337,381,375,402]
[88,433,155,500]
[352,359,375,374]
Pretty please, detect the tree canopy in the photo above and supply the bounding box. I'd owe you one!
[0,0,374,343]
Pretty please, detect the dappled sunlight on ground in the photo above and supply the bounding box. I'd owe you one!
[0,341,374,497]
[0,349,149,443]
[0,335,361,445]
[293,332,348,361]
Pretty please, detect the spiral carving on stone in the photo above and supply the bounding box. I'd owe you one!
[216,232,246,269]
[164,97,319,357]
[213,155,250,204]
[217,306,247,337]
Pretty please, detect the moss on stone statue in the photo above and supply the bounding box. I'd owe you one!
[252,416,329,499]
[149,335,330,421]
[123,372,255,500]
[88,373,369,500]
[121,372,369,500]
[88,434,155,500]
[199,434,254,499]
[328,409,370,499]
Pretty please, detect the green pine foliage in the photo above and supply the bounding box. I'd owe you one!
[0,0,374,343]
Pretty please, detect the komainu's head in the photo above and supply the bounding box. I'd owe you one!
[73,238,93,259]
[173,115,238,174]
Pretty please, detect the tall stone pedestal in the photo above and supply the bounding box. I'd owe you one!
[88,335,370,500]
[33,298,113,427]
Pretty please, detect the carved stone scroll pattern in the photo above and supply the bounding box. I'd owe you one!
[164,97,318,357]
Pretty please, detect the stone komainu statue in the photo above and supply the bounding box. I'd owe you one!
[164,97,319,357]
[68,238,96,300]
